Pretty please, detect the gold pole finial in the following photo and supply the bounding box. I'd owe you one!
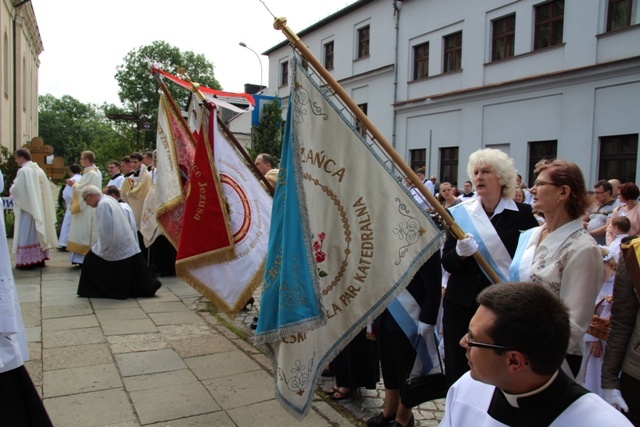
[270,14,501,284]
[274,17,300,44]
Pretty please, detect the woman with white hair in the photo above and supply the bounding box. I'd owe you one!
[441,148,538,388]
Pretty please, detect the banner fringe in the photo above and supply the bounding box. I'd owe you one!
[257,230,442,420]
[175,260,265,318]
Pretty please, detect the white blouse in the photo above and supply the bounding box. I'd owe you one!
[513,219,603,355]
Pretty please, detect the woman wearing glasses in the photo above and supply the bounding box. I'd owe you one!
[509,159,602,378]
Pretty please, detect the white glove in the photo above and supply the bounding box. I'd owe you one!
[455,233,478,257]
[417,322,435,341]
[602,388,629,413]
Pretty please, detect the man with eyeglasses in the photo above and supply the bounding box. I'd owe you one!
[584,180,619,245]
[106,161,125,190]
[440,282,631,427]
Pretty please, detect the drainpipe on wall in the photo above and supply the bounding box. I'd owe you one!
[391,0,401,151]
[12,0,32,151]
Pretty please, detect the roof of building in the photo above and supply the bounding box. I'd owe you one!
[262,0,375,55]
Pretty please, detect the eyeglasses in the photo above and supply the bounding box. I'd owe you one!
[532,180,557,188]
[464,332,509,350]
[83,194,91,202]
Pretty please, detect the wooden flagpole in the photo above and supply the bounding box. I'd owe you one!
[174,69,276,196]
[151,69,198,148]
[273,17,501,284]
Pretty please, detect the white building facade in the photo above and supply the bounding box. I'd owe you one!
[0,0,42,153]
[265,0,640,188]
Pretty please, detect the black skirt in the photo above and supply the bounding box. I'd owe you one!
[0,365,53,426]
[77,251,161,299]
[333,328,380,390]
[147,235,177,277]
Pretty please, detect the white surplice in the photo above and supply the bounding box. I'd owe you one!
[0,173,28,372]
[67,165,102,262]
[58,172,82,247]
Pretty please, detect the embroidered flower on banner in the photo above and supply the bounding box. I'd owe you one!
[313,232,328,277]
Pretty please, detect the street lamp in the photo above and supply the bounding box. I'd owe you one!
[239,42,263,92]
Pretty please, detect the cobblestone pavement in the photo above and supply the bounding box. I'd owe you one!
[16,238,444,426]
[15,244,356,426]
[224,290,446,427]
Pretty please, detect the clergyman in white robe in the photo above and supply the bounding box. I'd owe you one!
[10,156,57,268]
[58,169,82,248]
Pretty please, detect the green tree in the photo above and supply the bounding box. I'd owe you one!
[0,146,19,196]
[38,94,137,176]
[248,98,284,165]
[114,41,221,148]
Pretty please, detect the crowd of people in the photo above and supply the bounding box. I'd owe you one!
[9,148,167,299]
[323,163,636,424]
[5,144,640,426]
[364,148,639,426]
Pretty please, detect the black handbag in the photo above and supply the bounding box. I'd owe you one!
[400,332,447,408]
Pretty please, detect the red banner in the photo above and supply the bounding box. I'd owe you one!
[176,105,235,264]
[155,95,196,248]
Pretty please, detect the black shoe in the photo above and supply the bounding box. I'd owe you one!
[250,321,258,330]
[253,316,259,322]
[390,415,414,427]
[242,297,255,312]
[321,368,335,377]
[367,412,396,427]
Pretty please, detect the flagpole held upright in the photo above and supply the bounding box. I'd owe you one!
[173,68,275,196]
[151,69,198,149]
[272,17,501,284]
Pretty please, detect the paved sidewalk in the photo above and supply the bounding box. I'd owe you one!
[14,243,444,426]
[233,286,446,427]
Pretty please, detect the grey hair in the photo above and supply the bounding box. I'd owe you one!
[467,148,517,199]
[80,185,102,199]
